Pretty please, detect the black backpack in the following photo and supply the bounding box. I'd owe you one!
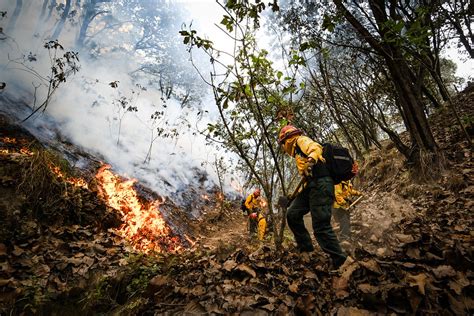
[295,142,356,185]
[322,143,356,185]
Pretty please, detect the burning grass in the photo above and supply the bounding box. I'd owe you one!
[95,164,184,254]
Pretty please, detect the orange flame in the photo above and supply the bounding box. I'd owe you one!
[95,164,182,253]
[201,194,209,200]
[0,137,17,144]
[0,147,34,156]
[49,165,89,189]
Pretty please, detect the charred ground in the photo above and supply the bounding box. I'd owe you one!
[0,87,473,315]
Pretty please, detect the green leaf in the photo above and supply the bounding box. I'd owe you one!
[322,14,335,32]
[244,84,252,96]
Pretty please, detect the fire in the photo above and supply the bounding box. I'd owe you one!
[49,165,89,189]
[259,198,268,209]
[0,137,17,144]
[95,164,182,253]
[229,179,244,196]
[201,194,209,200]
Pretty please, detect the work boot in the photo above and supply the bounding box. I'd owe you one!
[297,245,314,253]
[337,256,355,274]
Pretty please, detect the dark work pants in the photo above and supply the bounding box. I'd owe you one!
[333,207,351,240]
[248,218,257,236]
[287,176,346,267]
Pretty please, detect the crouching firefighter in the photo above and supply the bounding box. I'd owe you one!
[242,189,267,240]
[333,180,363,241]
[278,125,348,269]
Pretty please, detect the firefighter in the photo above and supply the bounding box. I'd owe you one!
[333,180,363,241]
[279,125,347,269]
[243,189,266,240]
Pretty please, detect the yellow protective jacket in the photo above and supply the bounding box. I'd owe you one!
[244,193,260,211]
[334,181,362,209]
[282,135,325,176]
[245,194,266,240]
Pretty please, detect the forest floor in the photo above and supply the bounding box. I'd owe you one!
[0,86,473,315]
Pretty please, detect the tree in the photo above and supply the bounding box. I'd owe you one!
[180,0,303,248]
[51,0,71,40]
[5,0,23,34]
[76,0,113,47]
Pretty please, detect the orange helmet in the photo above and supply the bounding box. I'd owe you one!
[278,125,303,144]
[253,189,261,197]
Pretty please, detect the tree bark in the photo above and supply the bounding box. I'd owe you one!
[5,0,23,34]
[51,0,71,40]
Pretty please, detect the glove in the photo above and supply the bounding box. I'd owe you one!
[303,158,315,177]
[249,213,258,220]
[351,161,359,174]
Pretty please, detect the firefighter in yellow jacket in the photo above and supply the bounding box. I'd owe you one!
[279,125,347,268]
[333,180,362,240]
[243,189,267,240]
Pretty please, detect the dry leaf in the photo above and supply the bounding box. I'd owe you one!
[336,306,374,316]
[406,273,428,295]
[183,301,206,313]
[0,278,13,287]
[357,283,379,294]
[288,281,298,293]
[359,259,382,274]
[394,233,416,243]
[448,273,469,295]
[235,263,256,278]
[223,259,237,271]
[406,247,420,259]
[191,285,206,296]
[149,275,169,287]
[12,245,24,257]
[261,303,275,311]
[432,265,456,279]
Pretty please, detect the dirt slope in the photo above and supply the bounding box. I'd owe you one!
[0,87,472,315]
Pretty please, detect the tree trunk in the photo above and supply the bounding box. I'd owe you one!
[5,0,23,34]
[51,0,71,40]
[333,0,440,167]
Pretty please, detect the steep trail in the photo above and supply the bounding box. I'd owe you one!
[194,212,248,251]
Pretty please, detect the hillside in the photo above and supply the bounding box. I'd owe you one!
[0,87,473,315]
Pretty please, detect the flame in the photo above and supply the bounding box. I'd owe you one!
[95,164,182,253]
[0,137,17,144]
[229,179,244,195]
[259,198,268,209]
[49,165,89,189]
[201,194,209,200]
[0,147,34,156]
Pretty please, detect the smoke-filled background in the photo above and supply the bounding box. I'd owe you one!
[0,0,241,198]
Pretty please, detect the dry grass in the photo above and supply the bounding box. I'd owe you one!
[17,146,78,223]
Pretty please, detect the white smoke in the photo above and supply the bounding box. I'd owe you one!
[0,0,242,198]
